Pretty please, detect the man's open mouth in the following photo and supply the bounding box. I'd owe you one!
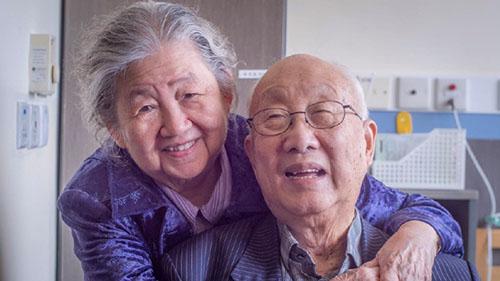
[285,166,326,179]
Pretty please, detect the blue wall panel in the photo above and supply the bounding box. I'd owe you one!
[371,111,500,140]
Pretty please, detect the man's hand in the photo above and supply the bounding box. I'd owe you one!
[373,220,440,281]
[330,260,379,281]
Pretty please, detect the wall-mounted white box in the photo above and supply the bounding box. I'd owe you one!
[29,34,58,96]
[397,77,432,110]
[360,76,394,109]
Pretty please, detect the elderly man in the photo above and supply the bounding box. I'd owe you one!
[162,54,479,281]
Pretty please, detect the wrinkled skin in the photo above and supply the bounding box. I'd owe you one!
[331,221,439,281]
[332,260,379,281]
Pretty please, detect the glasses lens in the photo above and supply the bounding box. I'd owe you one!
[307,101,344,128]
[253,108,290,135]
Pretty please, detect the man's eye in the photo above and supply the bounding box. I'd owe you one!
[183,93,199,100]
[266,113,287,120]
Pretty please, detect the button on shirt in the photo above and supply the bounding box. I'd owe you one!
[159,147,232,234]
[279,209,363,281]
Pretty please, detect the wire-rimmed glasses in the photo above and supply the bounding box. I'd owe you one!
[247,100,362,136]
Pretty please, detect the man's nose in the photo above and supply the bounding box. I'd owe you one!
[159,104,192,137]
[282,115,319,153]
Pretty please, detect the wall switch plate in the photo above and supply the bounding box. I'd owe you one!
[16,102,31,149]
[467,78,498,113]
[360,76,394,109]
[397,77,432,110]
[435,78,467,111]
[29,104,41,148]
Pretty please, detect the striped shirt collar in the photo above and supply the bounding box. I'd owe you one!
[159,147,232,234]
[278,209,363,280]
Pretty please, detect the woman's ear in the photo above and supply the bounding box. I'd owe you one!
[220,69,235,111]
[363,119,378,166]
[107,124,126,149]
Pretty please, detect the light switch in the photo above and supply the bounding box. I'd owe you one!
[16,102,30,149]
[29,104,41,148]
[360,76,394,109]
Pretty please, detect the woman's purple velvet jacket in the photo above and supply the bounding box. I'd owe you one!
[58,114,463,281]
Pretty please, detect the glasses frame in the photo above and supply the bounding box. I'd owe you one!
[247,100,363,136]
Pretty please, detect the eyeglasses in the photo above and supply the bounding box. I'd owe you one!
[247,100,362,136]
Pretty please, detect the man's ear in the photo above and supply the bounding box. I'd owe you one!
[244,134,255,165]
[107,124,126,149]
[363,119,378,166]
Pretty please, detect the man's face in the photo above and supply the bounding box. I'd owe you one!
[245,55,377,222]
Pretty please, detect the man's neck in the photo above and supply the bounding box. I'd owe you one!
[283,208,355,275]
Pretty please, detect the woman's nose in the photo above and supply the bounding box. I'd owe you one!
[282,116,319,153]
[159,104,192,137]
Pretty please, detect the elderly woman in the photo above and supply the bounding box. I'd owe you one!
[58,1,463,280]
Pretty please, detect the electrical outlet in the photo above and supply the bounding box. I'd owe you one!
[397,77,432,110]
[435,78,467,111]
[361,77,394,109]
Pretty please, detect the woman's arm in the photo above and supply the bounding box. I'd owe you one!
[356,174,463,256]
[356,175,463,281]
[59,190,158,281]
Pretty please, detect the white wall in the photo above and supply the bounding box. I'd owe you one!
[0,1,60,281]
[287,0,500,76]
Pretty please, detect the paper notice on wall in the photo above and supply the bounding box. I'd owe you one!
[31,47,48,83]
[238,69,267,79]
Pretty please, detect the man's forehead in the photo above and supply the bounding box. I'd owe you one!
[251,80,344,114]
[259,83,338,102]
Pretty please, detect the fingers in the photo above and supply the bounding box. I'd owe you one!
[330,264,380,281]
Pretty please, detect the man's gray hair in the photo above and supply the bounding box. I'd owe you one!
[77,0,237,141]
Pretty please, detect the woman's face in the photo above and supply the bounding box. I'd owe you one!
[112,40,232,190]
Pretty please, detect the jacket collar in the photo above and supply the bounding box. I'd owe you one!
[215,114,269,222]
[229,215,389,280]
[230,215,283,281]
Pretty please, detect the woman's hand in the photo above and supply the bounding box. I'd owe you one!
[374,220,440,281]
[330,260,379,281]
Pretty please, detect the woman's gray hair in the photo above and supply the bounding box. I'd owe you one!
[77,0,237,141]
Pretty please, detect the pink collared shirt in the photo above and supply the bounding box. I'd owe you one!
[159,147,232,234]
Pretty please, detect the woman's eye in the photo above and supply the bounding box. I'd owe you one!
[138,105,154,113]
